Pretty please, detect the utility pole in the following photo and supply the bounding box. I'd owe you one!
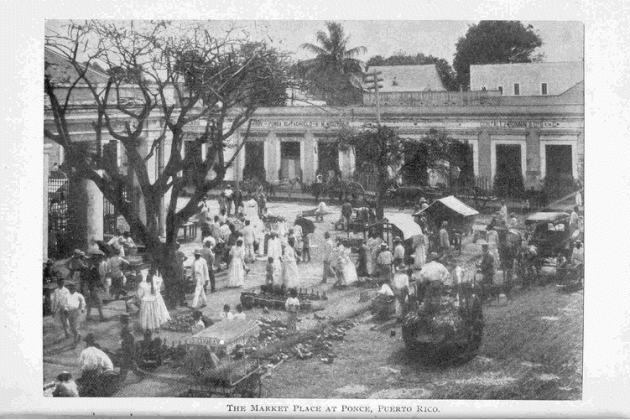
[364,70,384,126]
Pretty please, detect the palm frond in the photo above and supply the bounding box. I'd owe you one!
[300,43,328,57]
[344,46,368,58]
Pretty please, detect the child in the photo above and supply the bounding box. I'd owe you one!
[302,233,311,263]
[233,304,246,320]
[191,310,206,335]
[220,304,234,321]
[265,257,274,286]
[284,289,300,334]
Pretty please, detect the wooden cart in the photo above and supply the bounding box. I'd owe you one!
[180,320,263,398]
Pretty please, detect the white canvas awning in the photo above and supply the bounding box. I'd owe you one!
[383,213,423,240]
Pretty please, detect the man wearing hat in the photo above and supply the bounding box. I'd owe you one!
[85,250,107,322]
[393,237,405,267]
[392,264,410,321]
[478,241,496,287]
[376,243,394,282]
[66,249,89,285]
[191,249,209,309]
[439,221,450,254]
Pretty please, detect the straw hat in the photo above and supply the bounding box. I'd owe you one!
[194,249,202,256]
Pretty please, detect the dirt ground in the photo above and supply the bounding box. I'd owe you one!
[43,199,583,400]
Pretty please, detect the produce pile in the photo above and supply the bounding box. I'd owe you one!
[404,295,467,339]
[161,312,198,333]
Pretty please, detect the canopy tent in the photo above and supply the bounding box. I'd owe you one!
[413,195,478,234]
[383,212,424,240]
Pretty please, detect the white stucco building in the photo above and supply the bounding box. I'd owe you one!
[470,62,584,96]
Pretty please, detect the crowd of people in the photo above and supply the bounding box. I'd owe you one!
[45,183,586,397]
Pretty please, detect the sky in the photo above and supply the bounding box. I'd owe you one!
[46,20,584,66]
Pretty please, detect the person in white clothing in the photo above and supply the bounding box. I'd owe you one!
[190,249,209,309]
[267,232,283,289]
[137,268,171,332]
[241,220,256,263]
[499,201,509,227]
[392,265,410,320]
[50,278,70,338]
[65,283,86,346]
[108,230,126,257]
[78,333,114,374]
[220,304,234,321]
[233,304,247,320]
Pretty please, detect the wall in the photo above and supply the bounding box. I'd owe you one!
[470,62,584,96]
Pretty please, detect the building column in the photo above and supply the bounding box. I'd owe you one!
[338,149,346,179]
[84,178,104,247]
[266,132,279,182]
[477,130,492,186]
[303,132,316,184]
[525,129,541,189]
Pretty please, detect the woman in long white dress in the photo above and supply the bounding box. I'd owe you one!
[412,234,428,270]
[227,239,246,288]
[282,243,299,290]
[486,228,501,269]
[138,268,171,332]
[366,234,383,276]
[337,244,358,286]
[267,233,283,289]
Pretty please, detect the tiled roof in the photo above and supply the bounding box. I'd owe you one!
[364,64,446,93]
[45,48,110,85]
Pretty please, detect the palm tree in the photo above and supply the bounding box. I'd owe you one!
[299,22,367,105]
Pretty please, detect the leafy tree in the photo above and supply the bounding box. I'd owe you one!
[298,21,367,106]
[366,52,458,91]
[44,20,291,306]
[338,125,465,219]
[453,21,543,90]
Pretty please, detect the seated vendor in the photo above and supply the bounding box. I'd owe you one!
[191,310,214,335]
[135,330,162,370]
[78,333,114,382]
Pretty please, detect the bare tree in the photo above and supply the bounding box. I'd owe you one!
[44,20,291,305]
